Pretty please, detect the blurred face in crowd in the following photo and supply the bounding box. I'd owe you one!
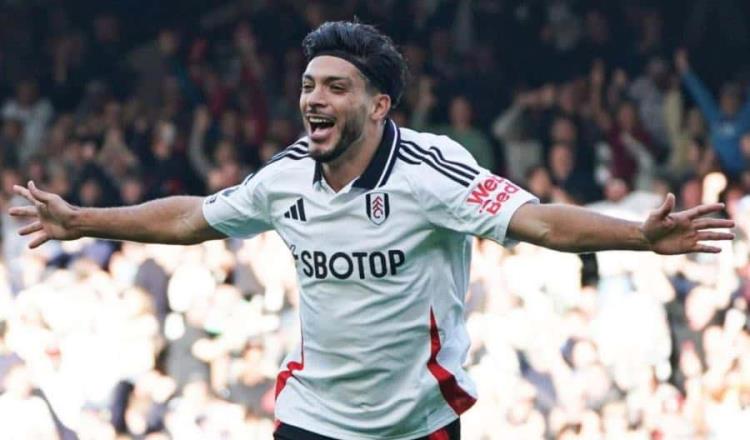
[680,178,702,209]
[3,365,33,398]
[79,178,103,206]
[1,168,21,195]
[647,58,669,88]
[16,80,39,106]
[601,402,628,435]
[157,30,179,56]
[449,96,473,128]
[300,56,388,163]
[685,287,716,331]
[259,140,281,163]
[268,118,296,145]
[686,108,706,134]
[23,158,45,184]
[720,86,742,116]
[679,341,703,378]
[741,133,750,159]
[2,118,22,141]
[152,121,176,159]
[213,140,238,166]
[430,29,451,59]
[604,178,629,202]
[557,83,577,115]
[220,111,239,140]
[93,14,119,43]
[121,178,144,205]
[585,10,609,44]
[551,117,577,145]
[687,138,706,166]
[402,43,426,74]
[47,168,71,197]
[616,102,638,132]
[550,143,574,180]
[571,339,598,369]
[527,166,553,200]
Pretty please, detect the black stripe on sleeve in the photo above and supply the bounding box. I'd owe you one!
[399,144,471,187]
[401,140,478,180]
[397,151,420,165]
[242,143,309,186]
[427,146,479,175]
[270,140,309,160]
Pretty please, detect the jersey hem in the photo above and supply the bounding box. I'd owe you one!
[275,412,459,440]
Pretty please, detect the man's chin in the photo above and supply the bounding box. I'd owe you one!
[308,138,339,162]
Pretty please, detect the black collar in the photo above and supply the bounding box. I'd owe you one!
[312,119,400,190]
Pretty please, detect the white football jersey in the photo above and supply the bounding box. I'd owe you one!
[203,120,538,439]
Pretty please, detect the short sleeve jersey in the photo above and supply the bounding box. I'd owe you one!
[203,120,538,439]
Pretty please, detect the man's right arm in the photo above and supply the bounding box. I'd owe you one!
[10,181,225,248]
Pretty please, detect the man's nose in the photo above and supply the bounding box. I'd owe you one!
[306,86,327,109]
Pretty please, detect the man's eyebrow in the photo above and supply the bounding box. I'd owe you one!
[301,74,352,84]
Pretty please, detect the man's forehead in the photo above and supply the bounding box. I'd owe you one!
[303,56,362,81]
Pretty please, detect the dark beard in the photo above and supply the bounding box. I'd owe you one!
[310,109,366,163]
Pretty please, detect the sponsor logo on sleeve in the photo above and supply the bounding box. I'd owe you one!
[465,175,520,215]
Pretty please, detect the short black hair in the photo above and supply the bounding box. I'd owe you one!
[302,21,408,108]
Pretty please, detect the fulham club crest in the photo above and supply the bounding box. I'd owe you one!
[365,192,390,225]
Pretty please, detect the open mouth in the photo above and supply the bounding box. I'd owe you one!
[307,114,336,141]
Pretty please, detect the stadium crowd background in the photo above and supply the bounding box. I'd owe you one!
[1,0,750,438]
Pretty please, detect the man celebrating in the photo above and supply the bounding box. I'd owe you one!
[11,22,734,440]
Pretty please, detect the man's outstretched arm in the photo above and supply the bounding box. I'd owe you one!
[10,181,225,248]
[508,194,735,254]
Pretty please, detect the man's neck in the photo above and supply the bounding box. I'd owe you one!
[321,121,384,192]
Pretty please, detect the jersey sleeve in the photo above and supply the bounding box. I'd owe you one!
[409,138,538,246]
[201,174,274,239]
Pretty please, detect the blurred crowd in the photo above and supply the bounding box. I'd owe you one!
[1,0,750,439]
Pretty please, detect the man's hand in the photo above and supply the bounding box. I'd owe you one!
[9,181,81,248]
[641,193,735,254]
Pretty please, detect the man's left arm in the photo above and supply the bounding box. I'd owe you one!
[507,195,735,254]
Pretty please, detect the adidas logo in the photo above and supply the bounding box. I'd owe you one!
[283,198,307,221]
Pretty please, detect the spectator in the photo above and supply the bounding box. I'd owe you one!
[629,56,671,150]
[676,49,750,179]
[0,117,22,168]
[492,90,544,183]
[412,82,497,171]
[0,3,748,438]
[1,80,54,163]
[605,101,657,190]
[0,364,58,438]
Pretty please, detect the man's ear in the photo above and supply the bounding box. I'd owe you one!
[370,94,392,121]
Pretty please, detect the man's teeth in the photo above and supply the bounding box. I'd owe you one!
[309,116,333,124]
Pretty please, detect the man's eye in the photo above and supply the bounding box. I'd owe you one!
[302,84,313,92]
[331,85,345,92]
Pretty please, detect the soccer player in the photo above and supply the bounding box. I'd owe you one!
[10,21,734,440]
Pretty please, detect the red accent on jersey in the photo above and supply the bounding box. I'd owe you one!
[465,175,520,215]
[427,426,451,440]
[275,331,305,399]
[427,309,476,415]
